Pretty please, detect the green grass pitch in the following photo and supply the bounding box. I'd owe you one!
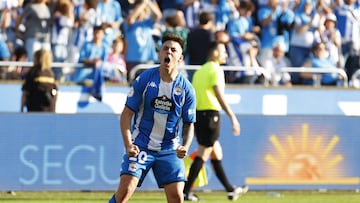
[1,190,360,203]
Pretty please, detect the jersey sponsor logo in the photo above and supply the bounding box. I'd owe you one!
[151,95,175,114]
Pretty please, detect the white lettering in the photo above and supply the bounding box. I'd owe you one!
[65,145,95,185]
[19,144,120,186]
[19,145,39,185]
[99,146,119,184]
[43,145,63,185]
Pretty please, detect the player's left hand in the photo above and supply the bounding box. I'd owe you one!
[176,146,188,159]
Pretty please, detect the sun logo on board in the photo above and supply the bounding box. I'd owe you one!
[264,123,343,180]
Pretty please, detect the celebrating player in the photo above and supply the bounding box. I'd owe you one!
[108,33,196,203]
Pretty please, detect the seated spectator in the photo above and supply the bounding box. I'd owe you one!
[300,42,342,86]
[0,36,11,79]
[226,37,261,84]
[103,36,127,84]
[72,24,109,102]
[262,39,292,86]
[7,46,28,80]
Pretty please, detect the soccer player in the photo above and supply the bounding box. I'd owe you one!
[183,42,248,201]
[108,33,196,203]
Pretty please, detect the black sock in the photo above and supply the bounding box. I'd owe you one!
[184,156,204,195]
[211,159,234,192]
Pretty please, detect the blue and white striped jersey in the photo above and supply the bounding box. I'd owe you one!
[125,67,196,151]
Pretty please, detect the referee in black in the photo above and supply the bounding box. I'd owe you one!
[183,41,248,201]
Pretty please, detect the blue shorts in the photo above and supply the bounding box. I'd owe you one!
[120,147,186,188]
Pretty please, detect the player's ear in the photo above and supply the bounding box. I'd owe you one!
[178,54,184,63]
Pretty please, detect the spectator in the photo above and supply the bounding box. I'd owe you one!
[7,46,28,80]
[156,0,183,18]
[21,49,58,112]
[51,0,75,81]
[225,1,262,84]
[257,0,294,63]
[182,0,202,29]
[15,0,52,61]
[96,0,123,47]
[300,42,341,86]
[163,9,189,56]
[0,35,11,79]
[334,0,360,60]
[103,36,127,83]
[123,0,162,83]
[228,38,262,84]
[314,13,342,67]
[0,0,24,53]
[186,11,216,81]
[73,24,109,102]
[288,0,317,84]
[71,0,101,63]
[262,39,292,86]
[213,0,238,30]
[226,0,258,43]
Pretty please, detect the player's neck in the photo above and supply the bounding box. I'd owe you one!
[159,68,178,83]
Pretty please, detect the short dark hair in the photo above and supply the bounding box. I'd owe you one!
[199,11,213,25]
[208,41,223,57]
[162,33,185,50]
[239,0,255,12]
[85,0,98,9]
[93,24,105,31]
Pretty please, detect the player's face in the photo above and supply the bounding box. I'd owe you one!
[159,41,183,69]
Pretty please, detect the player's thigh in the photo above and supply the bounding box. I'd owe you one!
[210,140,223,160]
[197,144,214,161]
[164,181,185,202]
[152,151,186,187]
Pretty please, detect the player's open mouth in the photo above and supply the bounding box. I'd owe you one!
[164,57,170,64]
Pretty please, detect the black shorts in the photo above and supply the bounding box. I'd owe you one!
[195,110,221,147]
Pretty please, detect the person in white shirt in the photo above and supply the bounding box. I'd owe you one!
[262,39,292,86]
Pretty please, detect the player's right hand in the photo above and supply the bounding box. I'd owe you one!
[232,118,241,136]
[127,144,140,157]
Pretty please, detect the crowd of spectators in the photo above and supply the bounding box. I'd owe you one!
[0,0,359,87]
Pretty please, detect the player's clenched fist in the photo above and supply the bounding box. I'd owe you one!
[176,145,188,159]
[127,144,140,157]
